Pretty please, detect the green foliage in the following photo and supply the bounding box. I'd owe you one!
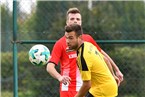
[1,91,13,97]
[24,1,89,40]
[1,4,13,32]
[12,1,144,41]
[110,45,145,97]
[2,1,145,50]
[18,1,145,41]
[2,51,59,97]
[1,4,13,52]
[83,1,145,40]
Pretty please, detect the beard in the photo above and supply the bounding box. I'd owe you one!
[68,43,78,50]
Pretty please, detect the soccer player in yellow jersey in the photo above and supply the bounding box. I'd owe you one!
[64,24,118,97]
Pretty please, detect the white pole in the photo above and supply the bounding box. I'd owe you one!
[88,0,92,11]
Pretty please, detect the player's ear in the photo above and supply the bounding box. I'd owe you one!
[79,35,83,40]
[66,19,69,25]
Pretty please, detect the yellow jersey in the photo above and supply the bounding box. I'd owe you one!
[77,42,118,97]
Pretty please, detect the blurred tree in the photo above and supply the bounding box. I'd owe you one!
[1,4,13,52]
[84,1,145,40]
[21,1,145,40]
[25,1,89,40]
[110,45,145,97]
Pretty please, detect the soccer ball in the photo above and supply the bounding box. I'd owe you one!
[29,44,50,66]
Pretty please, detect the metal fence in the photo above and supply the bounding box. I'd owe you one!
[1,1,145,97]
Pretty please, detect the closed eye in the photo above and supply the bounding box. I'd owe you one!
[76,18,80,21]
[70,18,75,20]
[65,36,74,40]
[68,36,74,40]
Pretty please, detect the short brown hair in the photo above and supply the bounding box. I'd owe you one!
[65,24,83,37]
[66,7,81,19]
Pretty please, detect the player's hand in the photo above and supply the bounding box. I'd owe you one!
[116,70,123,82]
[58,76,71,85]
[74,94,85,97]
[114,75,120,86]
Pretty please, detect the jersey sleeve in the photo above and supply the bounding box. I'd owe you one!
[48,41,62,65]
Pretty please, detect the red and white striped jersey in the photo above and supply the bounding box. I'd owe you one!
[49,34,101,92]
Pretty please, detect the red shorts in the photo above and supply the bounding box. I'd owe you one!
[60,91,78,97]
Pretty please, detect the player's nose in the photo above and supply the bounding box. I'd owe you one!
[66,39,69,44]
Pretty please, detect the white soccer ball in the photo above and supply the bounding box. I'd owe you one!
[29,44,50,66]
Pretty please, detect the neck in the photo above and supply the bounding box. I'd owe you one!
[76,40,84,50]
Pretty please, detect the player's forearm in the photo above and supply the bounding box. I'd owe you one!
[75,81,91,97]
[46,63,71,84]
[106,55,119,72]
[103,56,115,76]
[46,63,62,81]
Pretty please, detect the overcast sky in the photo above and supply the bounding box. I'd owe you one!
[1,0,36,14]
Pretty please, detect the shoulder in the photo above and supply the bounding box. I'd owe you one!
[55,36,65,45]
[52,36,66,49]
[82,34,92,38]
[83,42,97,54]
[84,41,93,45]
[82,34,94,41]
